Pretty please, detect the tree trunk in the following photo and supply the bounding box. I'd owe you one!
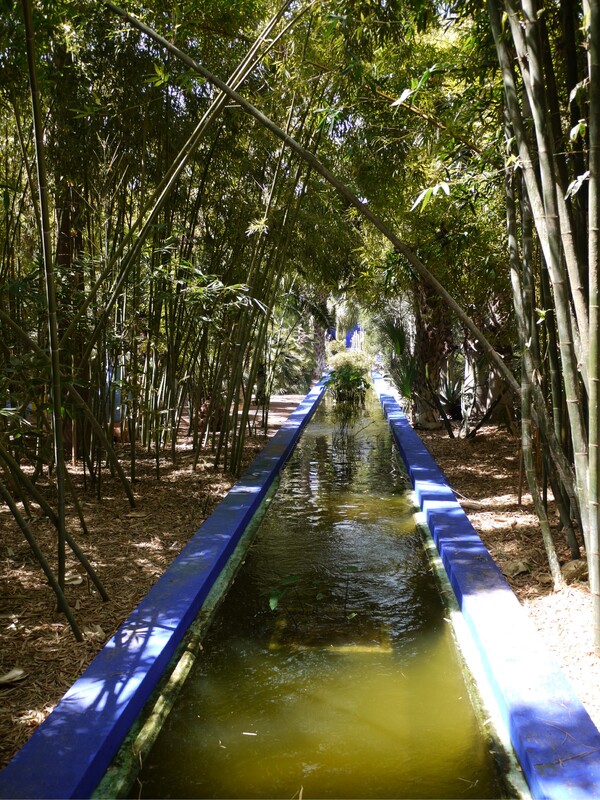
[412,282,450,429]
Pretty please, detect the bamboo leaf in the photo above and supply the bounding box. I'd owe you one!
[147,62,170,87]
[268,589,285,611]
[569,78,589,104]
[391,88,413,107]
[410,186,433,211]
[565,171,589,199]
[569,119,587,142]
[0,668,27,685]
[246,216,269,236]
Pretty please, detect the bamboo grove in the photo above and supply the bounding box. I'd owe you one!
[1,0,600,648]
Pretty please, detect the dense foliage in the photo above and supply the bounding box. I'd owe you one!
[326,350,371,404]
[1,0,600,646]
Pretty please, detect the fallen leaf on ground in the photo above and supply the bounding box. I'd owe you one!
[0,668,27,686]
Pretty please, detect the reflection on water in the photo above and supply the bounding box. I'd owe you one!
[134,394,508,799]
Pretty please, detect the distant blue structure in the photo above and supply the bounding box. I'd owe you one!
[345,325,363,349]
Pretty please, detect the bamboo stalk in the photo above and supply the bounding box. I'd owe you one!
[69,0,306,372]
[489,0,589,533]
[514,0,589,365]
[104,0,523,401]
[21,0,68,593]
[586,0,600,650]
[0,443,109,600]
[66,385,136,508]
[0,477,83,640]
[507,167,564,587]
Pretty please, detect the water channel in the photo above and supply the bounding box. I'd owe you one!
[132,392,511,799]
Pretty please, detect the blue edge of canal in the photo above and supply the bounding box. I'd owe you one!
[1,373,600,799]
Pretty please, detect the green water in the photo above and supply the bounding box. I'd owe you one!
[133,395,509,799]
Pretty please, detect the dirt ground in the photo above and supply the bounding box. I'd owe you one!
[0,399,303,770]
[1,397,599,773]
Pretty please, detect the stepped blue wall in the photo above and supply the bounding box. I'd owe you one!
[372,373,600,800]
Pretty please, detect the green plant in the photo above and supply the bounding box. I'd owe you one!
[263,574,301,611]
[264,566,360,623]
[439,377,463,420]
[326,350,371,404]
[327,338,347,357]
[388,354,419,403]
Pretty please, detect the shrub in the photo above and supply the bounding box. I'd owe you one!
[326,350,371,404]
[327,338,347,357]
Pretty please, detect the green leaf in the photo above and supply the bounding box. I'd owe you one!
[569,79,589,104]
[246,216,269,236]
[71,103,104,120]
[391,88,413,107]
[569,119,587,142]
[411,182,450,211]
[411,187,433,211]
[146,62,170,87]
[269,588,285,609]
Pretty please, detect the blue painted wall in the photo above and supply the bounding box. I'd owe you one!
[0,380,327,800]
[345,324,361,348]
[372,373,600,800]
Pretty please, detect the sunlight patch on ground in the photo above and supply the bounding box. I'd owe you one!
[134,537,166,553]
[470,512,538,533]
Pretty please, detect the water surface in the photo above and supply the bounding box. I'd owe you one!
[134,395,507,798]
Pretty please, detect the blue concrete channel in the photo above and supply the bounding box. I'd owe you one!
[371,373,600,800]
[0,380,328,800]
[0,373,599,798]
